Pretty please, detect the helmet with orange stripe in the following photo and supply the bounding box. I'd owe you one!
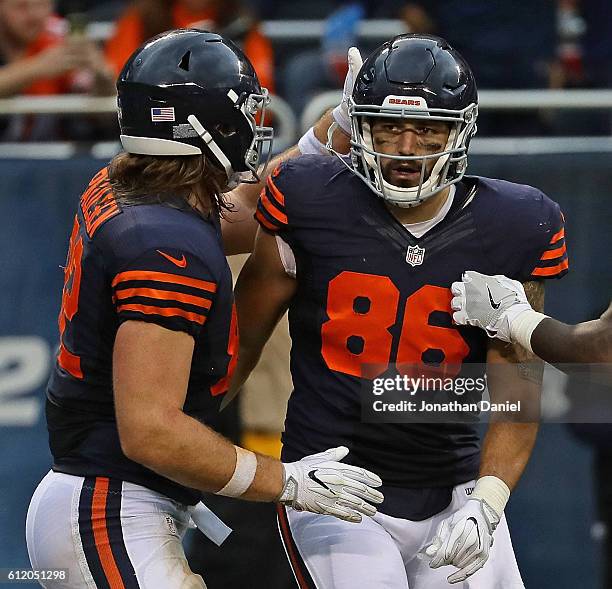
[117,29,273,190]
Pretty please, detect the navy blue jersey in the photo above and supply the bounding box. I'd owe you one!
[256,156,568,519]
[47,168,237,505]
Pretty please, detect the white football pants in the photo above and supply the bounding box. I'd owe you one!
[26,470,206,588]
[278,480,524,589]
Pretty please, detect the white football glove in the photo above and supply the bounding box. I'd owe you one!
[424,498,501,584]
[332,47,363,135]
[279,446,383,523]
[451,271,533,342]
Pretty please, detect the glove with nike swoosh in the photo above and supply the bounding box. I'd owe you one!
[424,497,500,584]
[450,271,533,343]
[278,446,383,523]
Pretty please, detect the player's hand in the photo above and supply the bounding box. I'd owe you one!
[424,498,500,584]
[451,271,533,342]
[32,38,94,78]
[279,446,383,523]
[332,47,363,135]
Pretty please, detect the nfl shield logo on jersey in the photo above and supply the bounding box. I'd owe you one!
[406,245,425,266]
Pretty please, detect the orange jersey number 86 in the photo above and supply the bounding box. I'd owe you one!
[321,271,470,378]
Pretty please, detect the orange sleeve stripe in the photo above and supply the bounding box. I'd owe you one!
[532,258,569,276]
[255,208,279,231]
[261,189,288,225]
[91,478,126,589]
[550,227,565,244]
[540,244,567,261]
[112,271,217,293]
[117,303,206,324]
[114,287,212,309]
[267,176,286,207]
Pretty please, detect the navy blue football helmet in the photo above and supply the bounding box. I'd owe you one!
[348,34,478,207]
[117,29,273,188]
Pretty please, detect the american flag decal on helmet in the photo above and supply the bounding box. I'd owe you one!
[151,107,175,122]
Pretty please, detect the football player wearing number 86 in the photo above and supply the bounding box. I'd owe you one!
[25,30,383,589]
[231,34,570,587]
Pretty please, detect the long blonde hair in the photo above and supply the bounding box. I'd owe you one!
[108,152,232,217]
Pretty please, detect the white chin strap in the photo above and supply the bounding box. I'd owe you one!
[187,114,240,189]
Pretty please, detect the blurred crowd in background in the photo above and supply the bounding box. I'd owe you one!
[0,0,611,141]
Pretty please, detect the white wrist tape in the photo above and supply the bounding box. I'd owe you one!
[509,308,548,354]
[215,446,258,497]
[298,126,329,155]
[471,475,510,518]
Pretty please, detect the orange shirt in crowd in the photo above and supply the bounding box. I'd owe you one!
[21,15,71,95]
[105,2,275,92]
